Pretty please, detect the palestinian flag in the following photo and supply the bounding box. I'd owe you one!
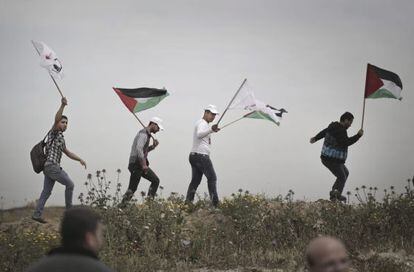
[113,87,169,113]
[365,63,403,100]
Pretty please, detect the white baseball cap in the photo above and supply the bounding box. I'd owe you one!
[204,104,220,115]
[150,117,164,131]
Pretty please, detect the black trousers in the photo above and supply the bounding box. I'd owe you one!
[321,157,349,196]
[186,153,219,206]
[126,162,160,199]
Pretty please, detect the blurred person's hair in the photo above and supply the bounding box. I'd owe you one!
[61,207,101,248]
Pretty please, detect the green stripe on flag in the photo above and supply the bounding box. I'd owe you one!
[245,111,280,126]
[367,88,399,99]
[133,93,169,113]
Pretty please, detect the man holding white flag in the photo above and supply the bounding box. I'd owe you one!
[32,97,87,223]
[185,105,221,207]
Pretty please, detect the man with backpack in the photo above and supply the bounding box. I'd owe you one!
[32,97,87,223]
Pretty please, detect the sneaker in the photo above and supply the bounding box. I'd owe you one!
[31,215,47,224]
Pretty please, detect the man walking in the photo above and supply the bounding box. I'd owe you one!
[310,112,363,201]
[26,207,113,272]
[32,97,87,223]
[185,105,220,207]
[121,117,163,205]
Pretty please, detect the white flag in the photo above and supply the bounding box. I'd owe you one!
[32,40,64,79]
[229,81,287,125]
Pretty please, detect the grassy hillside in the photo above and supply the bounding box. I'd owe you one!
[1,175,414,271]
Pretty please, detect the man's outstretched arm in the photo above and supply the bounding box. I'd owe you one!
[310,128,327,143]
[63,147,87,169]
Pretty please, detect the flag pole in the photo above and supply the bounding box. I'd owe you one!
[220,116,245,130]
[216,78,247,126]
[31,40,64,98]
[49,74,64,98]
[132,112,156,141]
[361,64,369,129]
[220,112,254,130]
[361,98,366,129]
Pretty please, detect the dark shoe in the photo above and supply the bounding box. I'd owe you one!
[119,190,133,207]
[338,195,347,202]
[329,195,348,202]
[329,191,339,201]
[31,215,47,224]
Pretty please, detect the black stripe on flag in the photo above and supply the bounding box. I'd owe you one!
[369,64,403,89]
[115,87,167,98]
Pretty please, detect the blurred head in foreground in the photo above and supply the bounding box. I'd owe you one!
[306,236,350,272]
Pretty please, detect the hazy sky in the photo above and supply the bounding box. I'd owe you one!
[1,0,413,208]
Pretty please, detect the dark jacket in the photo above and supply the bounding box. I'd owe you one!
[314,122,361,163]
[26,246,114,272]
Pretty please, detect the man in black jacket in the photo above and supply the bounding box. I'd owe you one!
[310,112,364,201]
[26,207,114,272]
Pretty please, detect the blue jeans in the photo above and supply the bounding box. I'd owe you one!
[33,164,74,218]
[186,153,219,206]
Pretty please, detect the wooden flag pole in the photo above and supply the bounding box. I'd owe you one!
[132,112,156,141]
[216,78,247,126]
[31,40,64,98]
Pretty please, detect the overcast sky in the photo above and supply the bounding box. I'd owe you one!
[0,0,413,208]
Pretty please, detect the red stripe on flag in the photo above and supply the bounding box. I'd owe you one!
[113,88,137,112]
[364,64,384,98]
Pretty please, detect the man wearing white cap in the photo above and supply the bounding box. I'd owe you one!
[121,117,163,205]
[185,105,221,207]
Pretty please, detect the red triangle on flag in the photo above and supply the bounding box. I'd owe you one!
[365,64,384,98]
[113,87,137,112]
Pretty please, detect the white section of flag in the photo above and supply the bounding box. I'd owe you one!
[381,79,402,100]
[32,40,64,79]
[229,81,282,124]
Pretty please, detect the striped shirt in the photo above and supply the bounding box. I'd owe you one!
[129,128,152,164]
[45,130,66,165]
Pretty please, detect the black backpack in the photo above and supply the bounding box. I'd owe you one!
[30,132,50,174]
